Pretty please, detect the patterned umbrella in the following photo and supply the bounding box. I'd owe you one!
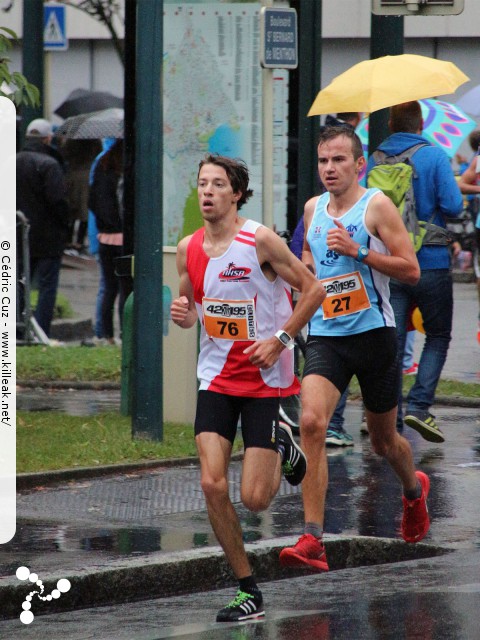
[355,99,476,165]
[56,108,124,140]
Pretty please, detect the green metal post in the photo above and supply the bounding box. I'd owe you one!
[120,292,134,416]
[295,0,322,217]
[369,14,404,155]
[131,0,164,440]
[22,0,44,139]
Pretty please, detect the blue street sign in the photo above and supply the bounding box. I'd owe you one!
[44,5,68,51]
[260,7,298,70]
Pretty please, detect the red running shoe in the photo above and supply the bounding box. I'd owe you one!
[279,534,329,572]
[401,471,430,543]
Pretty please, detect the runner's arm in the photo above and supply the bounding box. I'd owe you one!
[301,197,318,275]
[244,223,325,370]
[326,192,420,285]
[171,236,198,329]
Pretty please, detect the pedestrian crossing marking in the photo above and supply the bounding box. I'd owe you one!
[44,11,63,44]
[44,5,68,51]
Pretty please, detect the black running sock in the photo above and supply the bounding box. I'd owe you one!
[238,576,260,596]
[404,481,422,501]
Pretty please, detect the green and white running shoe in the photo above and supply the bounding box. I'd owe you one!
[216,589,265,622]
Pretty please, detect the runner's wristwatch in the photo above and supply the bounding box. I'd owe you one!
[274,330,295,350]
[356,245,369,262]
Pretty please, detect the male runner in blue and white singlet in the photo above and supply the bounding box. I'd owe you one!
[280,126,431,572]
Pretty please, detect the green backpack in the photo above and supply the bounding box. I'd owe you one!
[367,143,451,252]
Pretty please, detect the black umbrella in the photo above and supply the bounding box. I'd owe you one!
[54,88,123,119]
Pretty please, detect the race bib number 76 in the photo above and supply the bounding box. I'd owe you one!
[202,298,257,340]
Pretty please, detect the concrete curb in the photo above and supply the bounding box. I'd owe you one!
[50,318,93,342]
[0,535,447,620]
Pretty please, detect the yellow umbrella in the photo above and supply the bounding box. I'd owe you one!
[308,54,469,116]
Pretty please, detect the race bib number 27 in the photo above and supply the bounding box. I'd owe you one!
[320,271,371,320]
[202,298,257,340]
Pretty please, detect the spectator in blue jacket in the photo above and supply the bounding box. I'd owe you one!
[367,101,463,443]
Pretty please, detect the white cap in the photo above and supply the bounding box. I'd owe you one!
[26,118,53,138]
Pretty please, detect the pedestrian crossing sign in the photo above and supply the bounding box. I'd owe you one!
[44,4,68,51]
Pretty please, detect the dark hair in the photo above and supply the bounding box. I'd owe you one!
[389,101,422,134]
[468,130,480,153]
[317,126,364,160]
[336,112,360,125]
[198,154,253,210]
[99,139,123,174]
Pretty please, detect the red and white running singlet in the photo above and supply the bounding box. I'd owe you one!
[186,219,300,398]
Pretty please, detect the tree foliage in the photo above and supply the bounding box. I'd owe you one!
[0,26,40,107]
[60,0,125,64]
[2,0,125,64]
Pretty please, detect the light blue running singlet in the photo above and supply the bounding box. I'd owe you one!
[307,188,395,336]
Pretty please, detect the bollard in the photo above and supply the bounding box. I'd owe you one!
[120,291,134,416]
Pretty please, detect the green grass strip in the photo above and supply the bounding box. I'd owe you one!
[17,411,243,474]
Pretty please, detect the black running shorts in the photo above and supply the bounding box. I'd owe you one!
[194,390,280,451]
[303,327,399,414]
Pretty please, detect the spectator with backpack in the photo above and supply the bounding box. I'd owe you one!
[367,101,463,443]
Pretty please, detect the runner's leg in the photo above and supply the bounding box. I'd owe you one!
[366,408,417,493]
[196,431,252,579]
[300,374,340,527]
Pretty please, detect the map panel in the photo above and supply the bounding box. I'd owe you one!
[164,3,289,245]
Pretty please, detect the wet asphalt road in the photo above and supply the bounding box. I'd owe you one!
[9,404,480,567]
[2,548,479,640]
[2,403,480,638]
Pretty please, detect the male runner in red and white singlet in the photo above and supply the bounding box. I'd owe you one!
[171,154,325,622]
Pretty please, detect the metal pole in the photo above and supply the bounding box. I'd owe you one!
[22,0,44,139]
[123,0,136,258]
[369,13,404,155]
[132,0,164,440]
[294,0,322,219]
[261,0,274,229]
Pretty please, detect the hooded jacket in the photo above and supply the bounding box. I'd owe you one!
[366,132,463,270]
[16,139,70,258]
